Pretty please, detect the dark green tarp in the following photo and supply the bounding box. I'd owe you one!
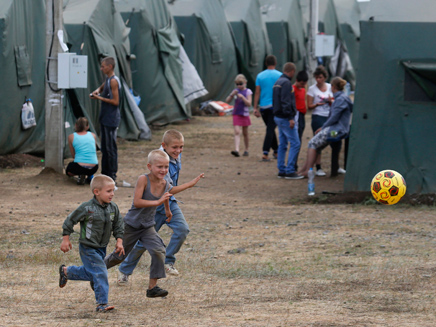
[223,0,270,84]
[0,0,46,155]
[344,21,436,194]
[168,0,238,104]
[260,0,307,73]
[116,0,190,125]
[63,0,145,142]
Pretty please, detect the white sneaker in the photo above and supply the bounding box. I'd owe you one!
[315,169,326,177]
[164,263,180,276]
[338,168,346,174]
[117,270,129,286]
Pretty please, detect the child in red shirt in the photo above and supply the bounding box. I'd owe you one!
[293,71,308,170]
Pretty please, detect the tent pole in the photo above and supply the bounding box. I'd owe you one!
[44,0,64,174]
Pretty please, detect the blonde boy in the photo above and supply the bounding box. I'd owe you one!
[59,175,124,312]
[105,149,204,297]
[118,130,191,282]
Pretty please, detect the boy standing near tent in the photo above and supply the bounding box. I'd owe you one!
[90,57,121,183]
[59,174,124,312]
[117,130,193,282]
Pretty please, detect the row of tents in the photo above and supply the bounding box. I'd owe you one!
[2,0,436,194]
[0,0,360,157]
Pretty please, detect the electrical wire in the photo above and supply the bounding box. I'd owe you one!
[46,0,61,92]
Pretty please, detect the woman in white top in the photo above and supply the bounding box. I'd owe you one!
[307,66,341,177]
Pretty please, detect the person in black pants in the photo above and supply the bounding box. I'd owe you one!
[90,57,121,182]
[253,55,282,161]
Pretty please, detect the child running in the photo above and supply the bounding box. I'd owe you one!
[59,174,124,312]
[117,130,192,281]
[226,74,253,157]
[104,149,204,297]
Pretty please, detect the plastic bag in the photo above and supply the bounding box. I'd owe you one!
[21,98,36,129]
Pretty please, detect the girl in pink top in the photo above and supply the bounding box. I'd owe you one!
[225,74,253,157]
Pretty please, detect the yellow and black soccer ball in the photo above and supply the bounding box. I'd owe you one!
[371,170,406,205]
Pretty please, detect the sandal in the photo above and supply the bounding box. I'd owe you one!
[59,264,68,288]
[96,304,115,312]
[243,151,249,157]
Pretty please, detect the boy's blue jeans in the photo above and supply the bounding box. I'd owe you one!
[274,116,301,174]
[67,244,109,305]
[119,200,189,275]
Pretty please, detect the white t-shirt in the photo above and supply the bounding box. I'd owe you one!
[307,83,333,117]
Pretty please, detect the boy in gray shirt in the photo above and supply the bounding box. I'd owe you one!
[105,149,204,297]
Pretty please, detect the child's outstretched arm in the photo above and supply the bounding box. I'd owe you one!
[133,175,172,208]
[170,173,205,195]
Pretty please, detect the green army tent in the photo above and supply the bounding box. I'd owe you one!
[0,0,46,155]
[115,0,191,125]
[344,21,436,194]
[168,0,238,104]
[260,0,307,73]
[63,0,149,143]
[332,0,360,87]
[358,0,436,22]
[222,0,271,86]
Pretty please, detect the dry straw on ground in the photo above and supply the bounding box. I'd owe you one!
[1,115,436,326]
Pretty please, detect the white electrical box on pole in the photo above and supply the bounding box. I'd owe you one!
[44,0,64,174]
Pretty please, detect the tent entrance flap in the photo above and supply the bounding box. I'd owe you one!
[156,24,187,116]
[402,61,436,102]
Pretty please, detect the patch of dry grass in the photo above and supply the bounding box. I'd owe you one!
[1,117,436,326]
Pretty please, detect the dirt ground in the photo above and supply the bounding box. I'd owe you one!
[1,115,436,326]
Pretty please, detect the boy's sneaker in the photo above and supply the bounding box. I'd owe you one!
[316,169,326,177]
[77,175,86,185]
[146,286,168,298]
[117,270,129,286]
[96,304,115,312]
[338,168,346,174]
[59,264,68,288]
[285,172,304,180]
[277,172,286,179]
[164,263,179,276]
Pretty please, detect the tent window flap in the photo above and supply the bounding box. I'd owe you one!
[14,45,32,87]
[403,61,436,102]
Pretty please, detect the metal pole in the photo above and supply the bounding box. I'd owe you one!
[310,0,319,60]
[44,0,64,174]
[308,0,319,85]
